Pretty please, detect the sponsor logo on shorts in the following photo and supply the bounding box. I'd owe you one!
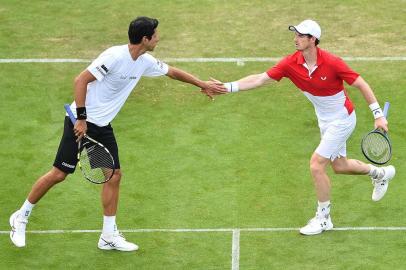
[62,162,75,169]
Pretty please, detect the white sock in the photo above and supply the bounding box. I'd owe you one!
[102,216,117,235]
[19,199,35,220]
[317,200,331,218]
[368,164,383,178]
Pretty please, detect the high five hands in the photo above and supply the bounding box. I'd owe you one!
[200,78,228,100]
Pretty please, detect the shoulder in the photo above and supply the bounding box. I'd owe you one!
[319,48,343,63]
[277,51,300,67]
[139,53,164,68]
[98,45,127,61]
[140,53,158,63]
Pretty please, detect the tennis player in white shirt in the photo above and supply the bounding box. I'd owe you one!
[10,16,225,251]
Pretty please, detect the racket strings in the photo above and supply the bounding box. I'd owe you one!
[80,143,114,183]
[362,132,391,163]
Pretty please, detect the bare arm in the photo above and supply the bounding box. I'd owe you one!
[236,72,275,91]
[351,76,377,105]
[351,76,388,131]
[73,69,97,140]
[166,66,226,94]
[209,72,275,94]
[74,69,97,107]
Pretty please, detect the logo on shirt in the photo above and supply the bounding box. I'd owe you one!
[156,60,164,70]
[321,76,327,80]
[120,75,137,80]
[101,64,109,73]
[96,64,109,76]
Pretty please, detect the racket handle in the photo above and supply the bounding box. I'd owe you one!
[383,101,390,118]
[64,104,77,124]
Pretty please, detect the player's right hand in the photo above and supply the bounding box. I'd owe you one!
[74,120,87,142]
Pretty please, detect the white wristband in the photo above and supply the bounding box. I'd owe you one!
[224,82,239,93]
[369,102,384,119]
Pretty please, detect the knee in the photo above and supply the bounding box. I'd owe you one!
[49,167,68,183]
[309,155,327,176]
[108,170,122,185]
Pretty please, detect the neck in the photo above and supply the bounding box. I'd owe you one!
[302,46,318,66]
[128,44,147,60]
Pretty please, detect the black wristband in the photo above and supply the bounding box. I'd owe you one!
[76,107,87,120]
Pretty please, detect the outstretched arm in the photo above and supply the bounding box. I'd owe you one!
[210,72,275,94]
[166,66,227,97]
[233,72,275,91]
[351,76,388,131]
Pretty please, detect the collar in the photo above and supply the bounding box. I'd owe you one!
[296,47,324,66]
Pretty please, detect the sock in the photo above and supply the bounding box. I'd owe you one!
[19,199,35,220]
[317,200,331,219]
[368,164,383,179]
[102,215,117,235]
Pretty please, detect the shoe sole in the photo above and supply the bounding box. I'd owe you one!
[98,245,139,252]
[299,223,334,236]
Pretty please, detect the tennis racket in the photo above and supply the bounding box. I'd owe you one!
[361,101,392,165]
[64,104,115,184]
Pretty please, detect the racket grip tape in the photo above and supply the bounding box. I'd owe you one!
[64,104,77,124]
[383,102,390,118]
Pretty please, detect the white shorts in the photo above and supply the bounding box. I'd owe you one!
[315,112,356,161]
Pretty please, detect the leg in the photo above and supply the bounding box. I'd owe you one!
[98,169,138,251]
[309,152,332,202]
[101,169,122,216]
[10,167,68,247]
[332,157,395,201]
[28,167,68,204]
[300,152,334,236]
[331,157,370,175]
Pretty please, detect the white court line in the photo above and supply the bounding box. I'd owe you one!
[0,57,405,63]
[1,227,406,234]
[231,229,240,270]
[3,227,404,270]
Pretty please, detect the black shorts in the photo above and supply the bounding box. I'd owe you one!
[53,117,120,174]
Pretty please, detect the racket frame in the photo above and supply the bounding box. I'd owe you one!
[361,101,392,165]
[361,129,392,165]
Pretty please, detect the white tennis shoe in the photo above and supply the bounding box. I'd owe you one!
[98,232,139,251]
[9,210,28,247]
[371,165,395,202]
[300,215,333,235]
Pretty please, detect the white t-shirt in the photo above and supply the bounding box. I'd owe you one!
[69,44,169,126]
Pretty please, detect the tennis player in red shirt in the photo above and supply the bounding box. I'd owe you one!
[209,19,395,235]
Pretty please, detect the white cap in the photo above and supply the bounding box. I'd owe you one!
[289,19,321,40]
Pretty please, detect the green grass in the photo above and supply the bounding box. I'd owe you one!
[0,0,406,269]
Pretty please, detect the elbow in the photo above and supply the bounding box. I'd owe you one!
[74,75,88,89]
[74,75,82,87]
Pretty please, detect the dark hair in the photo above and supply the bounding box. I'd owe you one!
[304,34,320,46]
[128,16,159,44]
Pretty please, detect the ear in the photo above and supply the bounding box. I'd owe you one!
[310,36,317,44]
[142,36,150,44]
